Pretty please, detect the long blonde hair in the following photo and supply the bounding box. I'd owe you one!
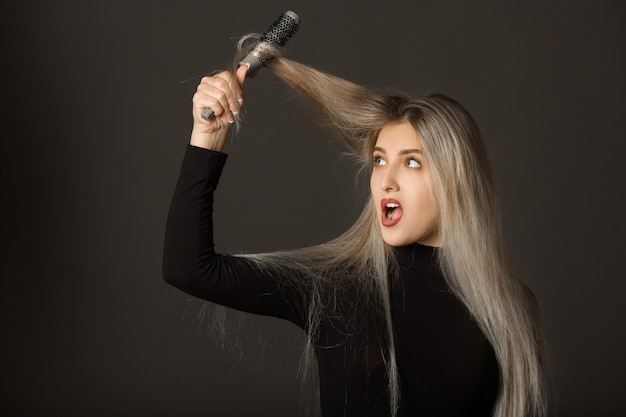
[228,37,547,417]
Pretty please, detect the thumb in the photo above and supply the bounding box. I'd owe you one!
[235,64,249,88]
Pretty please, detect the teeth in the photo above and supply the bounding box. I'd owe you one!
[385,203,399,208]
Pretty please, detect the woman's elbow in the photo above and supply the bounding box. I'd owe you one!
[162,260,199,292]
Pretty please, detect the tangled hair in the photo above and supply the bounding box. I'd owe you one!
[227,35,548,417]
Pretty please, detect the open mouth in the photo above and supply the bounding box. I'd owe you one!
[381,199,402,227]
[384,202,399,220]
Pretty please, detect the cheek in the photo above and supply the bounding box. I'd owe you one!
[422,191,439,227]
[412,180,438,222]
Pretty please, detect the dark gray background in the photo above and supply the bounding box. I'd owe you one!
[3,1,625,416]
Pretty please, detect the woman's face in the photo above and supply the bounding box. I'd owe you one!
[370,122,440,247]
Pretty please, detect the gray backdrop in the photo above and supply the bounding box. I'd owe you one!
[3,0,625,416]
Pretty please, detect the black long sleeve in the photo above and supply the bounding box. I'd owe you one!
[163,145,304,322]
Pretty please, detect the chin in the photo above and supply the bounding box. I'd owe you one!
[381,233,415,248]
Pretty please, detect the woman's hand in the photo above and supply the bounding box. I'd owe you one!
[190,64,248,151]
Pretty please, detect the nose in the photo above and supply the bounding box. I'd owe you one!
[380,166,399,192]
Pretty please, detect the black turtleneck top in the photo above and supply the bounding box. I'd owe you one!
[163,145,500,416]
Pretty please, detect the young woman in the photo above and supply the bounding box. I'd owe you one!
[163,40,548,417]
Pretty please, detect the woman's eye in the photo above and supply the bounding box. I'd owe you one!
[373,156,386,166]
[407,158,421,168]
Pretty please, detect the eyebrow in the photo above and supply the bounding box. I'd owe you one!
[373,147,423,155]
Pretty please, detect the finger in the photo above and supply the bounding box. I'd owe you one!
[212,71,240,119]
[196,76,234,123]
[194,93,225,123]
[234,64,249,105]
